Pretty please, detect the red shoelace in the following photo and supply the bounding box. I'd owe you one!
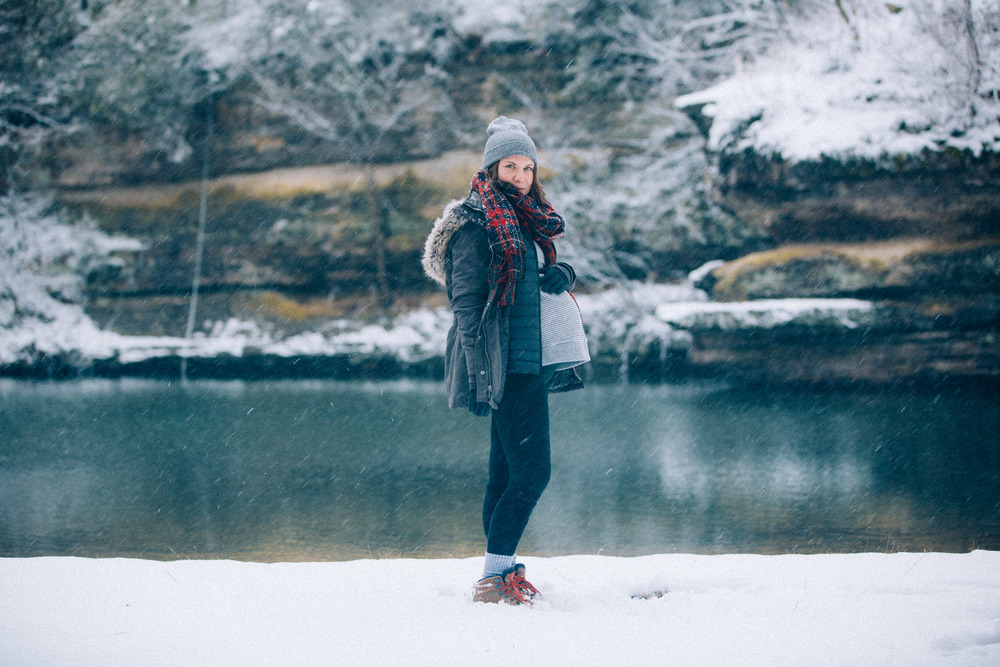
[510,571,540,600]
[497,576,529,605]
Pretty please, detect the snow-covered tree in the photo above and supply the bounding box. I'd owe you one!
[0,0,80,193]
[239,1,465,305]
[538,0,820,110]
[906,0,1000,139]
[0,195,143,364]
[67,0,213,165]
[676,0,1000,160]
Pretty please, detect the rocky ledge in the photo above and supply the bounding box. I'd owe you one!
[673,147,1000,388]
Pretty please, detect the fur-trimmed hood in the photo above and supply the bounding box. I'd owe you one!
[421,193,481,287]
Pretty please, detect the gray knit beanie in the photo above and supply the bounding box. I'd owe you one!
[482,116,537,169]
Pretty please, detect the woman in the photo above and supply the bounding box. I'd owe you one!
[422,116,585,605]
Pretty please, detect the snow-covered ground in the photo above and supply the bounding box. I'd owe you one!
[2,552,998,665]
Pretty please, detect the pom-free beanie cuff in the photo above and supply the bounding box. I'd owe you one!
[482,116,537,168]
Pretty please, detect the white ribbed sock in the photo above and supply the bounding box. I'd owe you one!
[482,552,517,579]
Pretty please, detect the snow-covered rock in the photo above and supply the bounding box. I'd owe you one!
[655,299,877,331]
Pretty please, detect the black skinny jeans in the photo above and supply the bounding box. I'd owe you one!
[483,372,552,556]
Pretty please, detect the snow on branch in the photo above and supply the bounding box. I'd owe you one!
[675,0,1000,160]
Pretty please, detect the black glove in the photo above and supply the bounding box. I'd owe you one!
[539,263,572,294]
[468,381,491,417]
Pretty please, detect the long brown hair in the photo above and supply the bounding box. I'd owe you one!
[485,161,549,206]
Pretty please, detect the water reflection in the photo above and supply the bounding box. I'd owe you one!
[0,378,997,560]
[532,383,999,555]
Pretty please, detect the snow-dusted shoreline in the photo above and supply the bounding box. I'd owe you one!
[2,552,998,665]
[1,279,879,376]
[2,197,878,372]
[2,196,988,385]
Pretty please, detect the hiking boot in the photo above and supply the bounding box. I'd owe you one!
[473,564,538,605]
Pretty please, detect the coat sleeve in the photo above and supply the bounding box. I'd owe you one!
[445,223,491,385]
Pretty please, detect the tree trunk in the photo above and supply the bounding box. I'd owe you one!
[365,167,393,309]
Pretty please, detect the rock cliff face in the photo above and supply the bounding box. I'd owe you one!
[678,149,1000,387]
[62,152,483,337]
[35,67,1000,387]
[713,150,1000,244]
[47,122,1000,386]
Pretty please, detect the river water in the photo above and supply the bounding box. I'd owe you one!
[1,378,997,560]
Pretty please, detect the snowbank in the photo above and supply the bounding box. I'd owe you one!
[2,552,998,665]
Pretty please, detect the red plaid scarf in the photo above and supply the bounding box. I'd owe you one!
[471,170,565,306]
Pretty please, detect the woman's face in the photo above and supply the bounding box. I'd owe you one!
[496,155,535,195]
